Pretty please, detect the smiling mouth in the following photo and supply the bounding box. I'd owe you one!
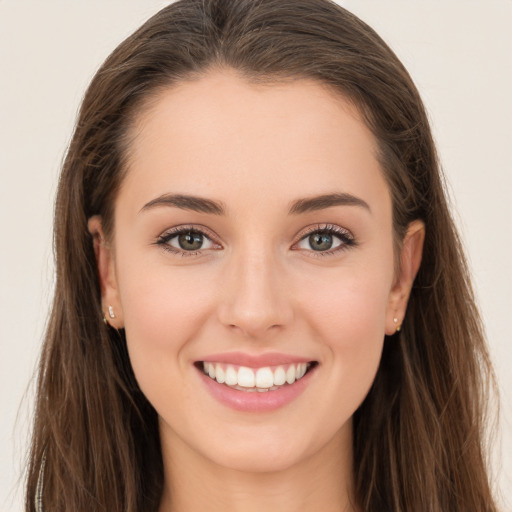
[196,361,318,392]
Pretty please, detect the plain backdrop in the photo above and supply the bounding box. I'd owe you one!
[0,1,511,511]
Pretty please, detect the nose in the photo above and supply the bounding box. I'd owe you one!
[217,248,293,339]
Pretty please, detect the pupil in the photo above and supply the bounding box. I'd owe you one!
[310,232,333,251]
[178,232,203,250]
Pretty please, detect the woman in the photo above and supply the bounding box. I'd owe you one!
[25,0,498,510]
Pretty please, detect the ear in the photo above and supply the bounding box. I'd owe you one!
[385,220,425,335]
[88,215,124,328]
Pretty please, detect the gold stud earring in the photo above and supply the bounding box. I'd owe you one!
[393,317,402,332]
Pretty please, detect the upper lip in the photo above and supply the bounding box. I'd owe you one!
[198,351,315,368]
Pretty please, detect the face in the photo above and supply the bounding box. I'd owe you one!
[91,69,423,474]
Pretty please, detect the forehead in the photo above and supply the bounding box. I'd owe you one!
[120,69,389,216]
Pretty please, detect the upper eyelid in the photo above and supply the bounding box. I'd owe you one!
[294,223,354,241]
[158,224,219,241]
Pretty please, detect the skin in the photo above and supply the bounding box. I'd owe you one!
[89,69,424,512]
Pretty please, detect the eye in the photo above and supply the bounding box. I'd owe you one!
[302,232,339,251]
[294,225,355,254]
[169,231,213,251]
[156,226,219,255]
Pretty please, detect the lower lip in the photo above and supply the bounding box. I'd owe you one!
[198,366,316,412]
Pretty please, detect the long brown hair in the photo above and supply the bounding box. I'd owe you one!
[26,1,498,510]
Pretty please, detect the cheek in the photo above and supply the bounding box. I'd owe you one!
[298,260,391,340]
[116,260,218,391]
[296,264,391,401]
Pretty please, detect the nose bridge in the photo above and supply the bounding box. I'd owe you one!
[218,242,292,337]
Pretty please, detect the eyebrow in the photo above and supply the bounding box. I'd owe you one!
[140,194,225,215]
[288,193,371,215]
[140,191,370,216]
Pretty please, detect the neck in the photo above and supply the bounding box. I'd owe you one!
[158,420,357,512]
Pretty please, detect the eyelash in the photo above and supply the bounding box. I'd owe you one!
[155,225,219,257]
[155,223,356,257]
[293,224,356,257]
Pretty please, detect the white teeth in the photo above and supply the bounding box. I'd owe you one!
[202,362,312,390]
[237,366,255,387]
[255,367,274,388]
[215,364,225,384]
[225,365,238,386]
[285,365,296,384]
[273,366,286,386]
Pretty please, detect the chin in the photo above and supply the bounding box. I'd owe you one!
[193,421,342,474]
[207,441,307,474]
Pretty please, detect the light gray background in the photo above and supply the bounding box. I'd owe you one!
[1,1,510,511]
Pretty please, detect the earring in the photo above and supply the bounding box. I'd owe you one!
[103,305,115,326]
[393,317,402,332]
